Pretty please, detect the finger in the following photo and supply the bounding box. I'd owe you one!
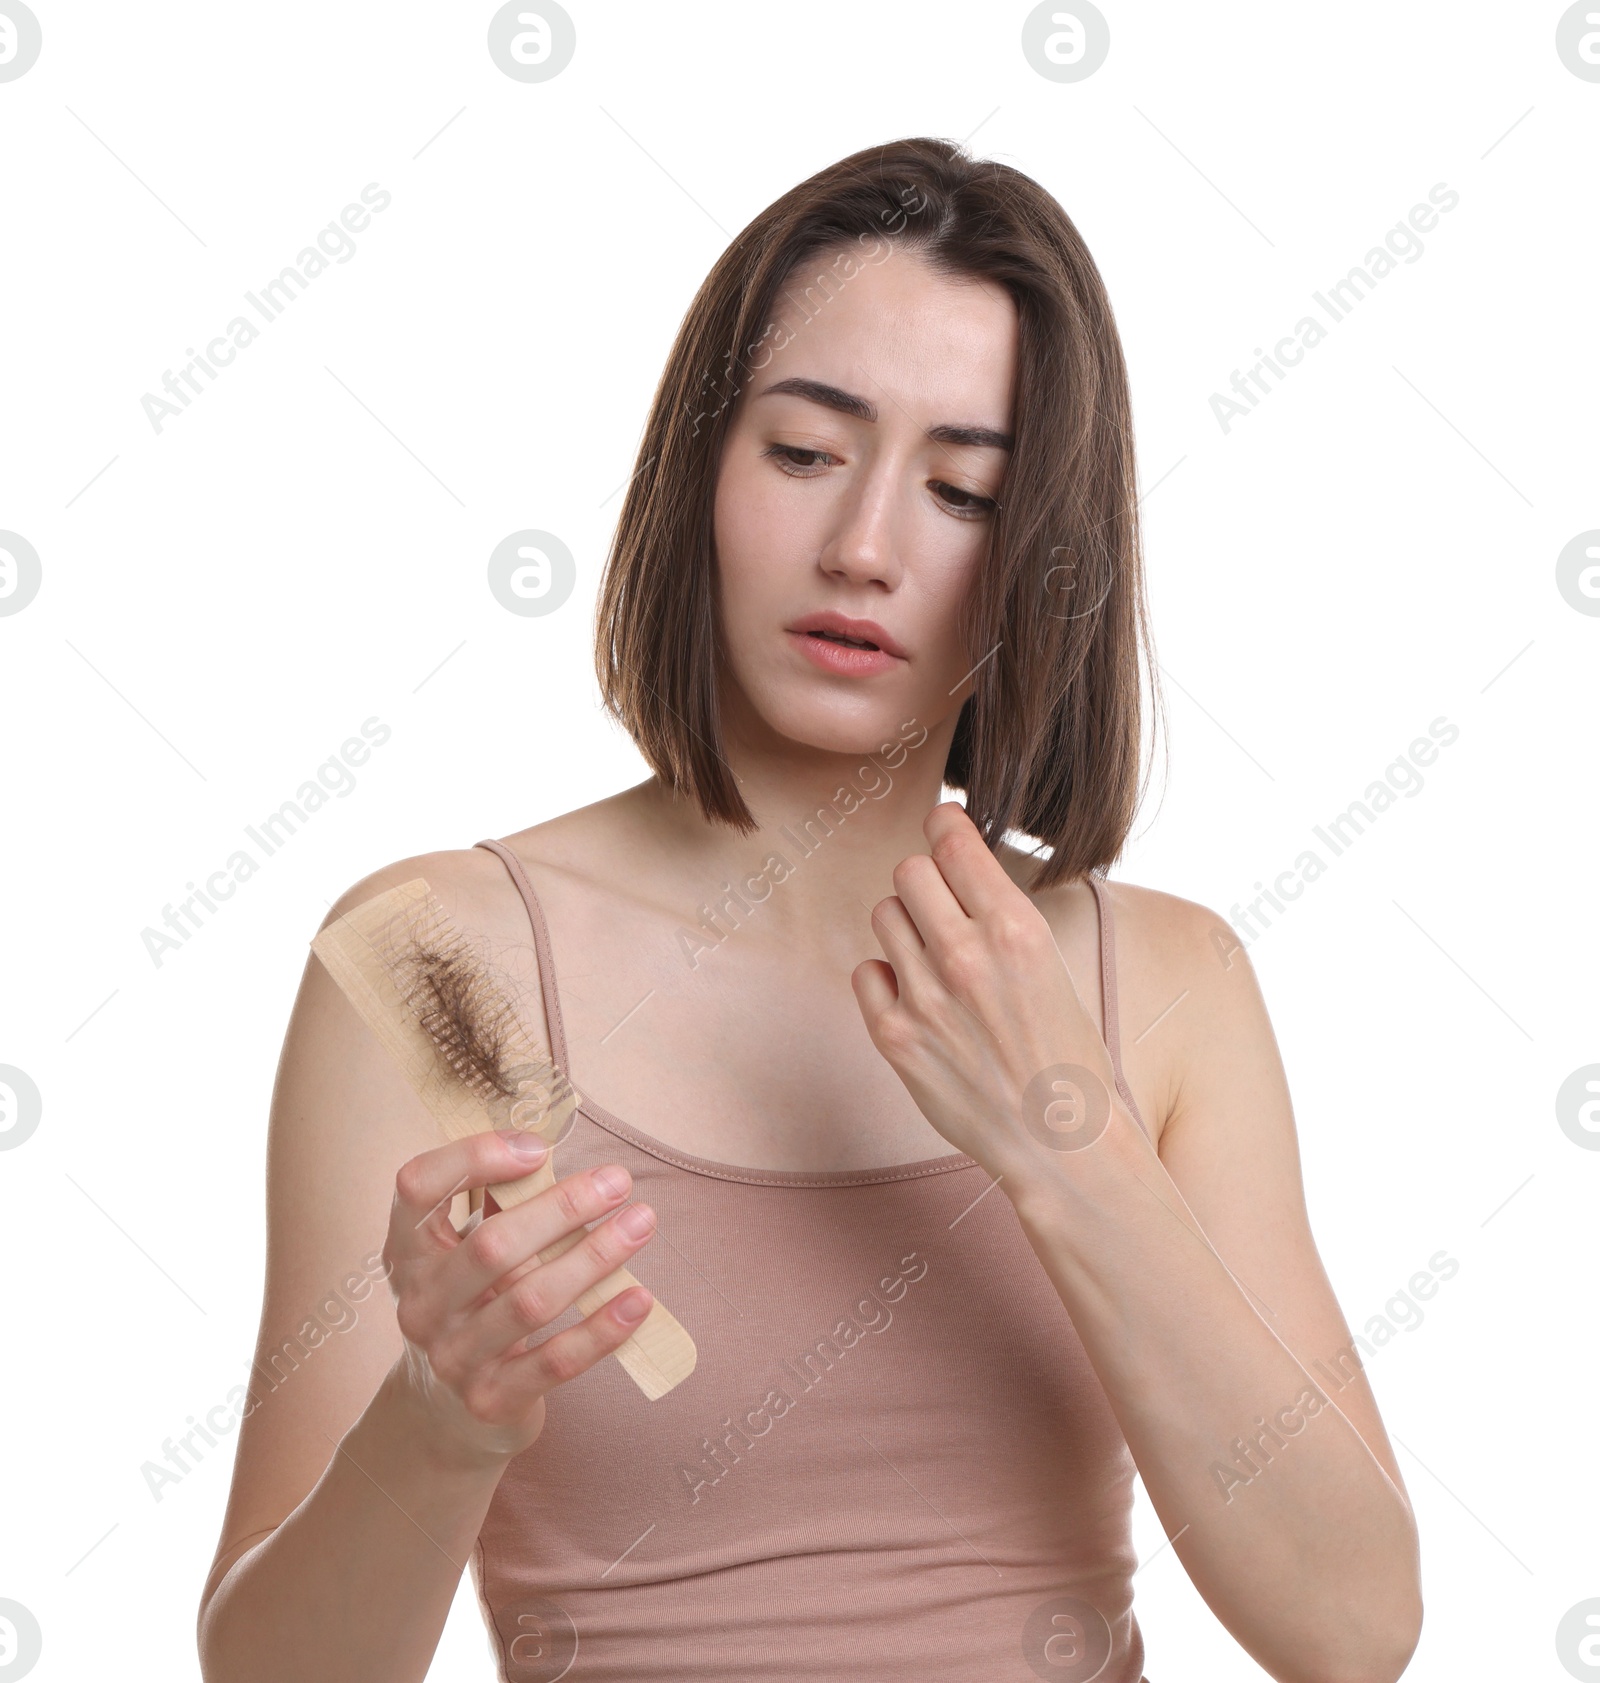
[851,956,899,1019]
[922,800,1021,921]
[483,1287,656,1407]
[444,1161,637,1309]
[389,1128,553,1264]
[890,849,971,959]
[870,893,951,1010]
[448,1198,659,1372]
[868,893,925,963]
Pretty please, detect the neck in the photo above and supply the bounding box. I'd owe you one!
[626,711,1031,952]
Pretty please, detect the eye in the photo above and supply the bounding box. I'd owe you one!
[762,442,834,476]
[930,480,999,520]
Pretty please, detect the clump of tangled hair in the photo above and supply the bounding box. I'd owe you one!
[387,906,573,1139]
[594,134,1164,889]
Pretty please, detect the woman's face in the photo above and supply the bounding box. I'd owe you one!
[712,245,1018,758]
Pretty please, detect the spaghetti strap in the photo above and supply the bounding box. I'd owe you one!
[473,837,570,1077]
[1087,872,1150,1139]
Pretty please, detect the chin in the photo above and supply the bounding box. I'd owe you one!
[738,674,916,761]
[778,701,904,760]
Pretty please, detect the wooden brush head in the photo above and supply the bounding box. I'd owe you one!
[310,877,696,1400]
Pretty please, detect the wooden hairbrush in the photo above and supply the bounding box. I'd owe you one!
[311,877,697,1400]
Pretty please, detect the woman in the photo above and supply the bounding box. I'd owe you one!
[197,137,1421,1683]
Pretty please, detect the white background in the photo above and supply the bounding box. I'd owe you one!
[1,3,1596,1679]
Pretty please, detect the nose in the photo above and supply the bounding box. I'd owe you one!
[818,458,903,591]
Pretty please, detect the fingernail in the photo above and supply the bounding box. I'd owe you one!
[593,1166,628,1199]
[616,1203,654,1239]
[614,1290,650,1325]
[499,1128,548,1159]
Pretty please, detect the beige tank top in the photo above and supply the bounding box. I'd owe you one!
[468,836,1153,1682]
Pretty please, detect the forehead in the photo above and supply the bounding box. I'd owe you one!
[756,245,1019,426]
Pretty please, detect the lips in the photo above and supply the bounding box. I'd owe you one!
[786,611,907,659]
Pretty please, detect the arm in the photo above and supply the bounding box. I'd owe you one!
[197,853,659,1683]
[1009,890,1420,1683]
[853,805,1422,1683]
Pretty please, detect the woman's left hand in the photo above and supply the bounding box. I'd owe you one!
[851,801,1127,1185]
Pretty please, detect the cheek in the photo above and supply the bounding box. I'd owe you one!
[714,452,814,600]
[916,548,981,660]
[714,461,762,571]
[719,450,807,547]
[712,461,786,629]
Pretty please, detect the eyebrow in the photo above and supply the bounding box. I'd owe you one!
[754,375,1013,452]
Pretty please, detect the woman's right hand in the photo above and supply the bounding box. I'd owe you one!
[380,1127,657,1470]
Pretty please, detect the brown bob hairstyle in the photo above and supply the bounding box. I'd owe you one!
[594,135,1162,891]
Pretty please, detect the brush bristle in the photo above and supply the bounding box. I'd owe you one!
[383,893,569,1124]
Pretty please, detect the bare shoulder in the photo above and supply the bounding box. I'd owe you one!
[320,785,644,961]
[321,840,534,943]
[1094,877,1293,1174]
[1004,848,1270,1151]
[1088,875,1251,989]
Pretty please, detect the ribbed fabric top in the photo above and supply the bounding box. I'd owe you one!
[466,836,1152,1682]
